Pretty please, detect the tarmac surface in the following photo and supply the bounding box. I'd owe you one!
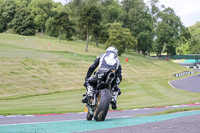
[1,104,200,133]
[1,103,200,125]
[169,72,200,93]
[84,113,200,133]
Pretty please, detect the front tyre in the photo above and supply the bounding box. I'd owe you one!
[94,89,111,121]
[86,111,93,121]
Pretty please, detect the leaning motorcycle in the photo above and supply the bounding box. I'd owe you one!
[83,70,116,121]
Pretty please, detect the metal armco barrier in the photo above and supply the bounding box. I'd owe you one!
[186,66,200,69]
[174,71,194,77]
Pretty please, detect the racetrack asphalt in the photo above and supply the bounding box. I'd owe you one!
[85,113,200,133]
[1,103,200,125]
[1,104,200,133]
[169,73,200,93]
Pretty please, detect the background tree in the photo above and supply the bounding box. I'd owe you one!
[15,0,32,6]
[0,0,195,55]
[106,23,137,55]
[121,0,154,53]
[189,34,200,54]
[11,7,35,35]
[49,10,74,41]
[67,0,86,37]
[188,22,200,54]
[137,31,153,55]
[134,10,154,53]
[0,0,17,32]
[189,21,200,33]
[45,17,59,37]
[148,0,159,25]
[79,5,102,51]
[92,24,102,47]
[101,0,121,24]
[176,27,191,55]
[29,0,54,33]
[67,0,100,39]
[154,7,186,56]
[45,2,63,37]
[121,0,145,30]
[98,24,109,44]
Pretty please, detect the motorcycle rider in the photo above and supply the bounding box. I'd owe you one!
[82,46,122,110]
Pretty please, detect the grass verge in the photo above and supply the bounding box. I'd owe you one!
[144,106,200,117]
[0,33,200,115]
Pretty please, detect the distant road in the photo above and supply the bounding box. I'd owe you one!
[169,72,200,93]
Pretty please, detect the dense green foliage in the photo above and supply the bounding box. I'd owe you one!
[0,0,17,32]
[106,23,137,55]
[0,0,197,55]
[188,22,200,54]
[29,0,54,32]
[79,5,102,51]
[154,7,187,56]
[46,10,74,40]
[11,8,35,35]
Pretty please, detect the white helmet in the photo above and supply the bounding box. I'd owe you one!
[106,46,118,56]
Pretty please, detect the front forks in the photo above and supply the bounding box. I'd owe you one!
[86,94,97,115]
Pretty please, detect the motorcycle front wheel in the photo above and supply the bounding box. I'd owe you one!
[86,111,93,121]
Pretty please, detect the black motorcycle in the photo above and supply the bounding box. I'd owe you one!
[83,70,116,121]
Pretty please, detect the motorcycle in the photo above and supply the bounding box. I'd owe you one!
[83,70,116,121]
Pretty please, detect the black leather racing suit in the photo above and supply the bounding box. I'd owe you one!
[84,51,122,93]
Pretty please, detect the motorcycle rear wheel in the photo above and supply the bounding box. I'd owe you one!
[94,89,111,121]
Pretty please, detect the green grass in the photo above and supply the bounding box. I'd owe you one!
[143,107,200,117]
[0,33,200,115]
[1,80,200,115]
[118,80,200,110]
[0,33,105,56]
[0,90,85,115]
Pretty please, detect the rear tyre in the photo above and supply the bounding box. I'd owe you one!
[94,89,111,121]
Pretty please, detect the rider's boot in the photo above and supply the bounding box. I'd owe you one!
[111,91,118,110]
[82,85,94,103]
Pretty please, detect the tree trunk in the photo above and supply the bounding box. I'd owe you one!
[123,9,129,27]
[135,46,138,53]
[59,29,61,42]
[85,26,89,52]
